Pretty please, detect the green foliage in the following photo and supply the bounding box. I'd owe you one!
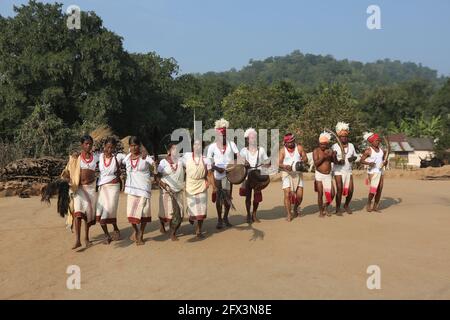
[221,81,305,131]
[201,50,443,97]
[1,1,449,163]
[14,103,78,157]
[297,83,364,152]
[388,115,444,138]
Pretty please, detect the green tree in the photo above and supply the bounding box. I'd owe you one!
[221,81,305,131]
[297,83,364,152]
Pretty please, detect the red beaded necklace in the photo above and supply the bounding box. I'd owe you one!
[130,156,140,169]
[103,154,112,168]
[218,142,227,154]
[81,151,93,164]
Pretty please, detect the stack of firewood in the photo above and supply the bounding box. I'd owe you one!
[0,157,67,198]
[0,157,66,182]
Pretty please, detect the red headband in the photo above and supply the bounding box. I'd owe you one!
[368,133,379,143]
[216,127,226,135]
[283,134,295,143]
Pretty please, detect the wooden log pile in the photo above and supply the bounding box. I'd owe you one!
[1,157,66,181]
[0,157,66,198]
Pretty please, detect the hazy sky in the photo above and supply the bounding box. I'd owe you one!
[1,0,449,75]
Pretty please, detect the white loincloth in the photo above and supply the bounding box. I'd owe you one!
[315,171,333,204]
[334,170,352,196]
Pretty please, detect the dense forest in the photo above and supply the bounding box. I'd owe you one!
[0,1,449,165]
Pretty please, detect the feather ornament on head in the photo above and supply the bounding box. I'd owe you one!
[214,118,229,129]
[335,122,350,136]
[244,127,257,138]
[319,131,332,143]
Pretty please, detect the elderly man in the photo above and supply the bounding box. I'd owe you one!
[207,118,240,229]
[332,122,357,215]
[313,132,336,218]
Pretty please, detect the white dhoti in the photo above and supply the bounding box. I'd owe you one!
[73,182,97,226]
[315,171,333,204]
[127,195,151,224]
[334,170,352,196]
[96,183,120,225]
[186,191,207,221]
[367,172,382,195]
[159,189,184,222]
[281,171,303,205]
[281,171,303,190]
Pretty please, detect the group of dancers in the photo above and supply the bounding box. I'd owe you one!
[55,118,387,249]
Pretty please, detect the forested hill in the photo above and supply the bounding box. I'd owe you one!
[199,50,443,94]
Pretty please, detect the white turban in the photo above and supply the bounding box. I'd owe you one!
[319,131,332,143]
[214,118,229,129]
[244,128,257,138]
[335,122,350,135]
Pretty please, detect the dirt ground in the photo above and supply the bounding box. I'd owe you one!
[0,176,449,299]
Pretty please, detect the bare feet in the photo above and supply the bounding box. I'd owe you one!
[130,233,137,242]
[224,219,232,227]
[84,240,92,248]
[366,203,373,212]
[112,230,120,241]
[160,225,166,234]
[324,206,332,217]
[373,203,382,213]
[252,214,260,223]
[246,215,252,224]
[170,234,179,241]
[102,236,112,245]
[344,205,353,214]
[72,242,82,250]
[136,232,145,245]
[196,232,205,239]
[335,208,344,217]
[293,205,299,218]
[286,214,292,222]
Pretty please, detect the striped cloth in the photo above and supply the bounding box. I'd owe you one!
[127,194,151,224]
[159,189,184,222]
[186,191,207,221]
[96,183,120,225]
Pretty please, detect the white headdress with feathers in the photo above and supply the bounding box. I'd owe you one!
[244,127,257,138]
[319,131,332,142]
[214,118,229,129]
[335,122,350,134]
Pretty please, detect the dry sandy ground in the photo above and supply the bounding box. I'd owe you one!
[0,176,449,300]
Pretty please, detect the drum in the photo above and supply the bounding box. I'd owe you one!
[248,169,270,191]
[293,161,308,173]
[226,164,247,184]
